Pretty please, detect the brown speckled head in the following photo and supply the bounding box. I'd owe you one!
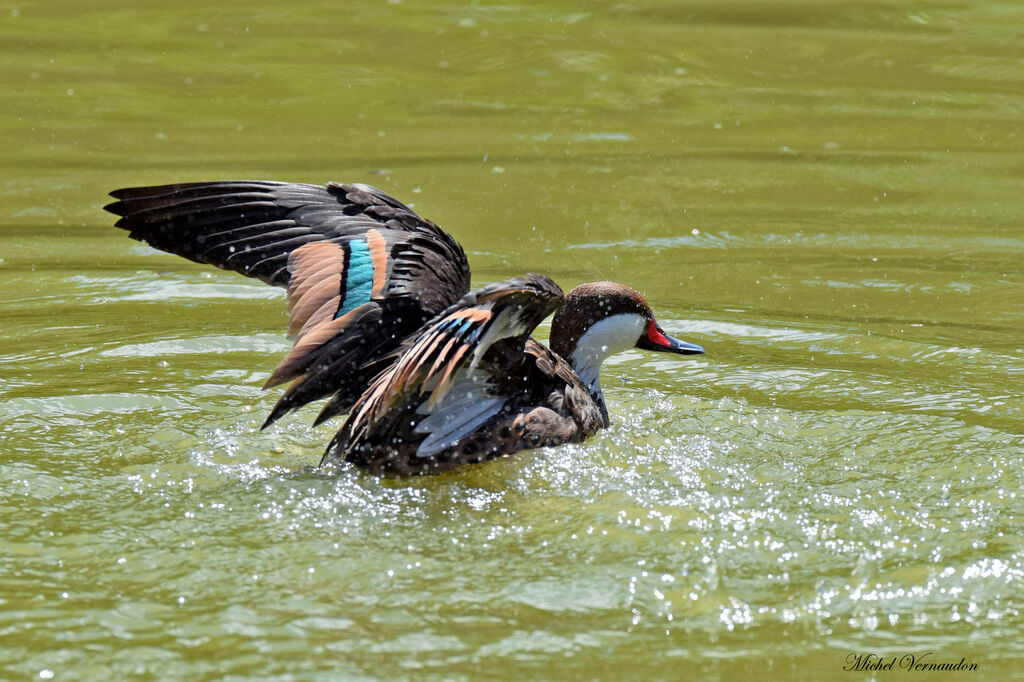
[549,282,652,360]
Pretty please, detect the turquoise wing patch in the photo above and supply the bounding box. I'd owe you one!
[337,239,375,317]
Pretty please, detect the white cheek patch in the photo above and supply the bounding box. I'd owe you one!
[569,313,647,389]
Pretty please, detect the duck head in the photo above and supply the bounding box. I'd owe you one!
[549,281,704,424]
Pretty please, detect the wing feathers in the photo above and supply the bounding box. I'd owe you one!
[264,304,369,388]
[295,295,342,341]
[286,242,343,309]
[287,273,342,338]
[107,180,473,426]
[366,229,389,298]
[414,373,506,457]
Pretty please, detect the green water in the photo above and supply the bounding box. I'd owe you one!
[2,0,1023,678]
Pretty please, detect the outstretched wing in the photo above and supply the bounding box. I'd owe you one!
[105,181,471,422]
[326,274,565,470]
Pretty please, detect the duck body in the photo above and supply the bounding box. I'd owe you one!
[105,180,704,475]
[331,273,622,474]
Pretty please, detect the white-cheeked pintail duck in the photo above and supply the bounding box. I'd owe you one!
[105,181,705,475]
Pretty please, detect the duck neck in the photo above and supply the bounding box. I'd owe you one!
[551,328,608,426]
[555,313,648,428]
[572,360,610,428]
[572,361,603,397]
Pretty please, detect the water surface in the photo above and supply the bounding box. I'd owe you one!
[2,0,1023,679]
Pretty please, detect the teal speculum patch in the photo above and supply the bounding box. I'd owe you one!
[337,239,374,317]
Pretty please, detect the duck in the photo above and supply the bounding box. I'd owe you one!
[105,180,705,475]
